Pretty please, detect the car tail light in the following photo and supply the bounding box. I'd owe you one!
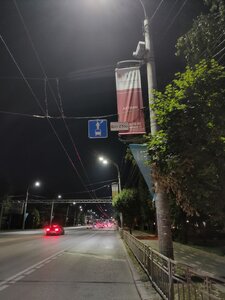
[46,228,50,232]
[55,228,59,232]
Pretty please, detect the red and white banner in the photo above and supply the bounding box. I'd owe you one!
[115,67,146,135]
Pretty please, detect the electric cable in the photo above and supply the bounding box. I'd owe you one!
[213,44,225,58]
[12,0,109,206]
[199,31,225,60]
[160,0,179,28]
[85,179,118,187]
[217,51,225,63]
[10,1,136,217]
[0,33,95,201]
[44,77,49,116]
[159,0,189,40]
[149,0,165,22]
[0,107,147,120]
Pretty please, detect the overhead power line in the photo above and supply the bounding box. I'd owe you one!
[12,0,97,199]
[159,0,189,41]
[0,33,93,200]
[11,0,113,217]
[0,106,147,120]
[160,0,179,28]
[150,0,165,22]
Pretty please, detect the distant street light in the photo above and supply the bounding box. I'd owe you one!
[98,156,121,192]
[22,180,41,230]
[58,194,62,199]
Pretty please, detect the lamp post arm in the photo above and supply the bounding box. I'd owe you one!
[138,0,147,19]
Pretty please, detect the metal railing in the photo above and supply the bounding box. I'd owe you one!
[121,230,225,300]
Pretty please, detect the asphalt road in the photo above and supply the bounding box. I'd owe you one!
[0,227,142,300]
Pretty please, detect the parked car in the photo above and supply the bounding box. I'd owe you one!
[44,224,65,236]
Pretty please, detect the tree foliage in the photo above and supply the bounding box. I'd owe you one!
[176,0,225,65]
[112,188,140,231]
[137,175,155,231]
[124,148,156,231]
[147,59,225,222]
[26,208,41,228]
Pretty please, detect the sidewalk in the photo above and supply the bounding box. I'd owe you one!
[133,231,225,278]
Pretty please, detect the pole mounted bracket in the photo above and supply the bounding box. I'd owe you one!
[133,41,146,60]
[116,60,143,69]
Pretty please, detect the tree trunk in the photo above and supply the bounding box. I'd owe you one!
[155,183,174,259]
[129,221,133,235]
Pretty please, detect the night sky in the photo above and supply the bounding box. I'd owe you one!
[0,0,204,202]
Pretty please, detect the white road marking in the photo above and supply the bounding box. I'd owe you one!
[35,264,45,269]
[10,275,25,284]
[0,285,9,291]
[0,231,99,292]
[0,249,65,291]
[13,275,25,282]
[24,269,35,275]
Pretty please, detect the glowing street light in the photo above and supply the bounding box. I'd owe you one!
[34,181,41,187]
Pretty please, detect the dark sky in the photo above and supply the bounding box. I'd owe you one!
[0,0,205,201]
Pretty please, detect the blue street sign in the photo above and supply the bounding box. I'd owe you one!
[88,119,108,139]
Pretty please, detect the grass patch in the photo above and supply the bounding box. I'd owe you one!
[188,244,225,257]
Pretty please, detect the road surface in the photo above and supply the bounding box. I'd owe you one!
[0,227,143,300]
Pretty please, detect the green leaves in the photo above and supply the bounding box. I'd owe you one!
[112,188,140,226]
[112,189,138,213]
[147,59,225,220]
[176,1,225,65]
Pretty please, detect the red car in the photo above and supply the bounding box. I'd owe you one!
[44,224,65,236]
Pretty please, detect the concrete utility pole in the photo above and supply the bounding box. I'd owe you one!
[50,201,54,226]
[134,0,174,259]
[22,189,29,230]
[0,202,4,229]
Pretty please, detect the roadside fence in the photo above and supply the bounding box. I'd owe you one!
[120,229,225,300]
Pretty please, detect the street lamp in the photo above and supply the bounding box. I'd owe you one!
[98,156,121,192]
[98,155,123,227]
[22,180,41,230]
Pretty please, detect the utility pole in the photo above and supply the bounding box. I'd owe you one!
[0,202,4,230]
[133,1,174,259]
[50,200,54,226]
[22,189,29,230]
[65,204,70,226]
